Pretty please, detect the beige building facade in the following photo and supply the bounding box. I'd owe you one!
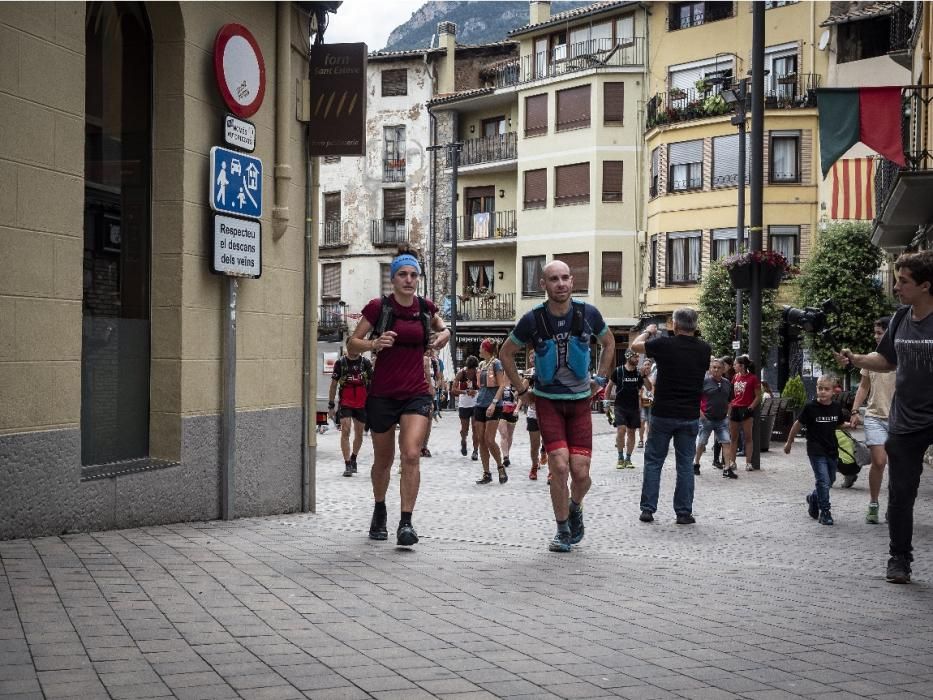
[0,2,323,539]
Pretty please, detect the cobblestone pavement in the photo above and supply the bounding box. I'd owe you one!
[3,412,933,699]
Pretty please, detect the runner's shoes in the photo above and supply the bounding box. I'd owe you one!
[548,530,572,553]
[568,504,584,544]
[368,507,388,541]
[397,523,419,547]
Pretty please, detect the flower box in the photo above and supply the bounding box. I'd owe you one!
[759,262,784,289]
[722,250,796,290]
[728,263,753,290]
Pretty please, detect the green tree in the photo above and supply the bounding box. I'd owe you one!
[796,221,891,374]
[698,259,781,367]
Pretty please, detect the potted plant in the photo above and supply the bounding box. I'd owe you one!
[695,78,712,94]
[721,250,796,290]
[777,72,797,85]
[773,374,807,441]
[669,87,687,100]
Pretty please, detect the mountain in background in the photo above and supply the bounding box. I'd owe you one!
[382,1,593,51]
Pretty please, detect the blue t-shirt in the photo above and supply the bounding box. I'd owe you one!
[476,359,504,408]
[509,300,608,400]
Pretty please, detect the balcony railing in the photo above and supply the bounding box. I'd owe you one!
[320,220,349,248]
[646,74,821,130]
[513,37,645,86]
[668,2,734,31]
[319,303,348,331]
[444,210,516,242]
[383,159,405,182]
[370,219,409,247]
[442,292,515,322]
[875,85,933,220]
[447,132,517,167]
[890,2,917,55]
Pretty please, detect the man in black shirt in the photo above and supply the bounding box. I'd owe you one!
[836,250,933,583]
[630,308,711,524]
[606,350,647,469]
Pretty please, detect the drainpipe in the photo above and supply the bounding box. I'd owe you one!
[273,4,292,238]
[425,47,437,299]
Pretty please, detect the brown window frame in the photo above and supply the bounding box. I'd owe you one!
[523,168,547,210]
[554,162,590,207]
[601,252,623,296]
[463,260,495,295]
[556,84,591,132]
[769,131,801,184]
[603,82,624,125]
[522,255,546,297]
[557,251,589,294]
[379,263,393,296]
[602,160,623,202]
[321,262,341,300]
[381,68,407,97]
[525,94,548,137]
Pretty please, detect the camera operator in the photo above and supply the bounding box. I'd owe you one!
[836,250,933,584]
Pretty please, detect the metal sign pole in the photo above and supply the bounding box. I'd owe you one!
[449,143,461,374]
[221,276,238,520]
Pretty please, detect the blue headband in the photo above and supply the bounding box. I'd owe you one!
[391,254,421,278]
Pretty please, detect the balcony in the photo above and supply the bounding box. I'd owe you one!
[441,292,516,322]
[515,37,645,86]
[873,85,933,250]
[383,159,405,183]
[646,74,821,130]
[668,2,734,31]
[444,210,516,244]
[447,132,517,168]
[320,221,349,248]
[370,219,408,247]
[319,303,349,332]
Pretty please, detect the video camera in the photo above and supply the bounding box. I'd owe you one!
[782,299,841,350]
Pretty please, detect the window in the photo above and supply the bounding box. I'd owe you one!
[555,162,590,206]
[604,82,624,125]
[838,16,892,63]
[649,236,658,288]
[650,147,660,198]
[383,125,405,182]
[767,43,799,99]
[568,21,612,59]
[712,133,750,187]
[602,252,623,296]
[551,30,568,63]
[711,228,740,260]
[523,169,547,209]
[381,68,407,96]
[382,188,406,242]
[668,1,734,31]
[769,225,799,265]
[534,37,549,78]
[557,252,589,293]
[669,56,733,96]
[616,15,635,42]
[321,263,341,299]
[668,140,703,192]
[83,2,152,466]
[380,264,392,296]
[667,231,701,284]
[556,85,591,131]
[522,255,546,296]
[323,192,341,244]
[525,94,548,137]
[770,131,800,183]
[464,260,494,294]
[482,116,506,137]
[602,161,623,202]
[765,0,798,7]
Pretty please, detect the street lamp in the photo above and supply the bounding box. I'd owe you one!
[721,78,749,351]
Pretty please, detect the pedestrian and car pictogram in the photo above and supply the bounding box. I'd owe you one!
[210,146,263,220]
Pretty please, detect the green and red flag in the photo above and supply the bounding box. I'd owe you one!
[817,87,906,178]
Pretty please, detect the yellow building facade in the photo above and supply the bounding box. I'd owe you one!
[642,1,831,321]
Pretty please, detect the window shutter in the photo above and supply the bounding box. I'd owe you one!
[601,252,622,296]
[523,169,547,208]
[668,139,703,165]
[381,68,407,97]
[379,264,392,296]
[557,252,589,292]
[322,263,341,298]
[324,192,340,223]
[555,162,590,205]
[712,133,751,186]
[525,94,548,137]
[556,85,591,131]
[383,188,406,220]
[604,83,624,124]
[602,161,623,202]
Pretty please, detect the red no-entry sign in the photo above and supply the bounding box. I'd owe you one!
[214,23,266,118]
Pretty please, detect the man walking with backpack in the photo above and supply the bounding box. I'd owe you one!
[500,260,615,552]
[328,349,373,477]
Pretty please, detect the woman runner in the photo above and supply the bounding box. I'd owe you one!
[347,245,450,547]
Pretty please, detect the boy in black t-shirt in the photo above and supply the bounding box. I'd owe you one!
[606,350,645,469]
[784,375,846,525]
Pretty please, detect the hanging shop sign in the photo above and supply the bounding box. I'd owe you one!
[308,43,367,157]
[214,23,266,118]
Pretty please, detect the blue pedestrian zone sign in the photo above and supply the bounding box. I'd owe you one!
[210,146,262,220]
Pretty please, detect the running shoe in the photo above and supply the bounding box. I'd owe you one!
[818,510,834,526]
[568,504,584,544]
[841,473,858,488]
[548,531,572,553]
[498,466,509,484]
[886,555,911,584]
[639,510,653,523]
[368,508,388,541]
[616,457,626,469]
[866,502,880,524]
[806,493,819,520]
[723,467,738,479]
[623,459,635,469]
[343,463,353,477]
[476,472,492,484]
[397,524,419,546]
[460,440,467,456]
[471,449,479,461]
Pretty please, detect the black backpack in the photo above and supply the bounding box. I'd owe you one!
[369,295,432,348]
[529,300,586,345]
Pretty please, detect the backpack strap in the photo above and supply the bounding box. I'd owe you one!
[370,295,394,339]
[531,303,551,345]
[570,300,585,338]
[417,295,431,348]
[335,356,349,389]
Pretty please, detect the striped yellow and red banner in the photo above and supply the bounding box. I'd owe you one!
[828,157,876,220]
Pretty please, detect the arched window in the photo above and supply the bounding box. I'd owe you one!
[82,2,153,465]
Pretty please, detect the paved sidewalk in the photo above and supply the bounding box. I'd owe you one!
[2,413,933,699]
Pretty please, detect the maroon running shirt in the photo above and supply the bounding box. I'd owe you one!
[361,295,438,399]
